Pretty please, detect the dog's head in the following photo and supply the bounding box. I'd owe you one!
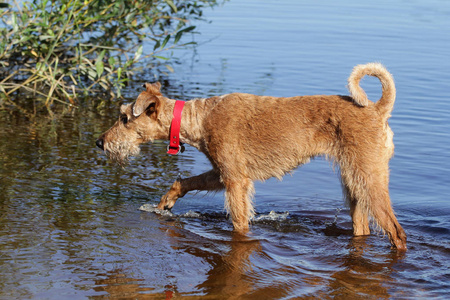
[96,82,169,165]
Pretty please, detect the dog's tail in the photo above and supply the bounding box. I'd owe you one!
[347,62,396,120]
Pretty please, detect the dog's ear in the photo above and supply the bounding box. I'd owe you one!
[133,93,161,118]
[142,82,162,96]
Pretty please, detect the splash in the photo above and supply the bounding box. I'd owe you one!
[139,203,175,217]
[139,204,202,219]
[253,211,289,222]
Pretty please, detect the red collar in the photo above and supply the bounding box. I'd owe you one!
[167,100,185,155]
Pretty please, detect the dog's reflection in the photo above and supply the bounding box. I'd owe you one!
[92,224,405,299]
[200,232,262,294]
[164,226,262,298]
[329,235,406,298]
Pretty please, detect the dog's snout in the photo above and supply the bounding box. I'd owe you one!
[96,138,104,150]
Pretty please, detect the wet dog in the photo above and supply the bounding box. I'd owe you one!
[96,63,407,250]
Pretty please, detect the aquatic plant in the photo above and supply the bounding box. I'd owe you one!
[0,0,218,115]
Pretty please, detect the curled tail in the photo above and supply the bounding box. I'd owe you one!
[347,62,396,120]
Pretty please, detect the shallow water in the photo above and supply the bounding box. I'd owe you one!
[1,0,450,298]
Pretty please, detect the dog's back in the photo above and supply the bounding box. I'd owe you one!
[202,63,396,182]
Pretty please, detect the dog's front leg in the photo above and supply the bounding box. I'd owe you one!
[223,178,255,234]
[157,169,224,210]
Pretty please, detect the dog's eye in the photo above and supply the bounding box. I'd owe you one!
[120,115,128,124]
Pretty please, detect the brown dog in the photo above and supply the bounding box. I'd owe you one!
[96,63,407,250]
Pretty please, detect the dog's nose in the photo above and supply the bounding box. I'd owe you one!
[96,138,104,150]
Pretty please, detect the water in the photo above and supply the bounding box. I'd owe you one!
[1,0,450,298]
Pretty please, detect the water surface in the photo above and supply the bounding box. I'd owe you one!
[1,0,449,298]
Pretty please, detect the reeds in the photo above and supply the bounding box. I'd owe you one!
[0,0,217,115]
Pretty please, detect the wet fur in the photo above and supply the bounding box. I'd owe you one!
[97,63,407,250]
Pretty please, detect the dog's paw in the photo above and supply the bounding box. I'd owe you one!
[158,189,179,210]
[158,181,183,210]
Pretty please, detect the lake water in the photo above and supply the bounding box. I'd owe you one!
[1,0,450,298]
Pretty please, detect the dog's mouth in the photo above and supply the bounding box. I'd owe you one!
[102,141,141,166]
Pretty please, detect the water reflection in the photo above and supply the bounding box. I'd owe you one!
[145,218,411,299]
[87,229,263,299]
[329,236,406,298]
[92,270,155,299]
[196,233,262,298]
[172,229,266,298]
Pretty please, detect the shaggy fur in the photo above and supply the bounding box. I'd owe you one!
[96,63,407,250]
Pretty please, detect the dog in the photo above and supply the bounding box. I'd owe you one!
[96,63,407,250]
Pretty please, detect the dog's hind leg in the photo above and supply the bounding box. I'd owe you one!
[345,186,371,236]
[350,199,370,236]
[158,169,224,210]
[366,179,407,250]
[223,177,255,234]
[342,163,407,250]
